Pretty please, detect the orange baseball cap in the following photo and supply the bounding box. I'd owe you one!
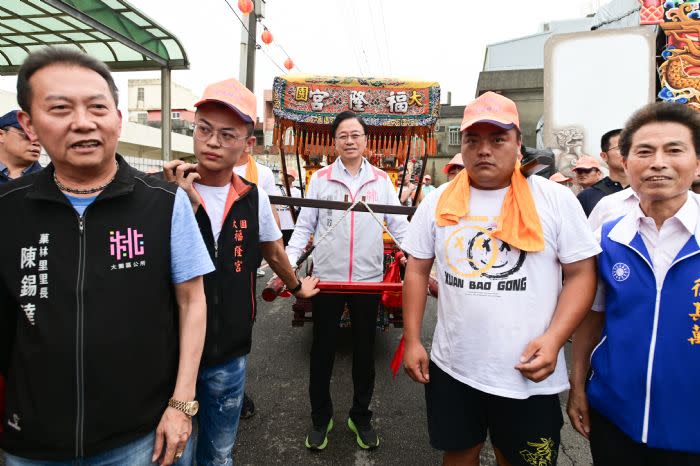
[549,172,571,183]
[572,156,601,171]
[195,78,257,124]
[443,153,465,173]
[460,91,520,132]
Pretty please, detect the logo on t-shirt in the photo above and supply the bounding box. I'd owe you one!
[611,262,630,282]
[443,225,527,293]
[445,226,526,279]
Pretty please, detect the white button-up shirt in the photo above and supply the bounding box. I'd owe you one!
[588,187,639,231]
[593,193,699,311]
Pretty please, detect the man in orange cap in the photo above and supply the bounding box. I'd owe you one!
[577,129,629,217]
[549,172,572,185]
[572,155,604,191]
[401,91,599,466]
[163,78,319,465]
[443,152,465,183]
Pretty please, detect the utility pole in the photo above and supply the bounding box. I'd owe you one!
[239,0,265,92]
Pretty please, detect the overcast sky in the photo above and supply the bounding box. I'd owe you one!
[0,0,608,114]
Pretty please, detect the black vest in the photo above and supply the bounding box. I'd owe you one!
[195,176,260,368]
[0,157,179,460]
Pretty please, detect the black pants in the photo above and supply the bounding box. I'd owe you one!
[590,407,700,466]
[282,229,293,247]
[309,293,380,428]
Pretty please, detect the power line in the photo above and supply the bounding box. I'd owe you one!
[377,0,392,75]
[349,1,372,75]
[366,0,385,75]
[221,0,289,74]
[273,41,300,73]
[341,0,366,77]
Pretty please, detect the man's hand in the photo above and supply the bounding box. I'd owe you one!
[152,407,191,465]
[162,159,184,183]
[514,334,560,382]
[403,340,430,384]
[293,275,320,299]
[163,160,201,211]
[567,384,591,439]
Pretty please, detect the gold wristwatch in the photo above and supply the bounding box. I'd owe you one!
[168,398,199,417]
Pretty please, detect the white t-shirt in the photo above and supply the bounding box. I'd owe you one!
[233,161,277,195]
[275,184,301,231]
[193,182,282,243]
[402,176,601,399]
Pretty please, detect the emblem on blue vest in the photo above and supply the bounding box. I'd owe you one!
[612,262,630,282]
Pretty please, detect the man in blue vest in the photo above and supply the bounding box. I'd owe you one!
[568,101,700,465]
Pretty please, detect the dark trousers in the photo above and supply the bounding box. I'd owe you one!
[590,407,700,466]
[282,229,293,247]
[309,292,380,428]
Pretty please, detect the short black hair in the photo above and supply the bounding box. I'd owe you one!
[331,110,368,136]
[620,102,700,159]
[17,46,119,113]
[600,128,622,152]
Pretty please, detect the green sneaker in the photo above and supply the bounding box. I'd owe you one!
[305,418,333,450]
[347,418,380,450]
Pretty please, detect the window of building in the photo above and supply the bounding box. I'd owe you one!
[171,112,181,120]
[137,87,144,101]
[137,112,147,125]
[448,126,460,146]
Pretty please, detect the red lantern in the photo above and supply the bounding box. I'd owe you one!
[261,28,273,45]
[238,0,253,15]
[284,58,294,71]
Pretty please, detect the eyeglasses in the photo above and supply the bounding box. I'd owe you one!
[193,123,248,148]
[336,133,366,142]
[2,127,30,140]
[574,168,598,175]
[607,146,620,152]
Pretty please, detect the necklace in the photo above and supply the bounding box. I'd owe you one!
[54,161,118,195]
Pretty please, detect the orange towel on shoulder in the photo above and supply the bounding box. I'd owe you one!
[244,154,259,185]
[435,161,544,252]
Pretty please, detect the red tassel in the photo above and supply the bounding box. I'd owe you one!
[390,336,405,378]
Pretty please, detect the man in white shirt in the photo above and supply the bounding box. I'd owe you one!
[401,92,599,466]
[275,167,302,246]
[587,187,639,232]
[568,102,700,464]
[422,174,436,195]
[233,153,277,196]
[286,110,408,451]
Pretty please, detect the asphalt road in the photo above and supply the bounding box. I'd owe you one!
[0,275,594,466]
[234,273,594,466]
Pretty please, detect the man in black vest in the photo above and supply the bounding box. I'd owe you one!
[163,78,319,465]
[0,47,213,465]
[577,129,629,216]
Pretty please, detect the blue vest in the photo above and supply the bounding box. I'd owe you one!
[588,217,700,453]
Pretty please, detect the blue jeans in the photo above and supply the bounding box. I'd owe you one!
[4,431,193,466]
[195,355,247,466]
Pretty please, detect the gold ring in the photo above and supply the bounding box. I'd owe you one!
[174,450,184,460]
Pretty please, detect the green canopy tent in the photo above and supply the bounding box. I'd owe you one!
[0,0,189,159]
